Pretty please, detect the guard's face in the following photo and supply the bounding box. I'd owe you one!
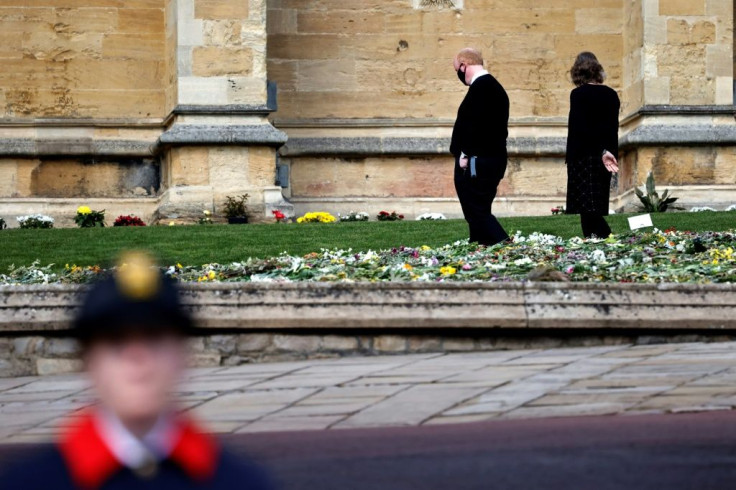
[86,332,186,423]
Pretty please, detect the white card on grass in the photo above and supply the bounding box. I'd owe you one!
[628,214,654,230]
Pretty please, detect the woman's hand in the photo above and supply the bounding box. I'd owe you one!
[602,151,619,174]
[459,157,469,169]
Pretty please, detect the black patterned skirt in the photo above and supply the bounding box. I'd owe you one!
[566,155,611,215]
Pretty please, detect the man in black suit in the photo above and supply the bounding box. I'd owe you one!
[451,48,510,246]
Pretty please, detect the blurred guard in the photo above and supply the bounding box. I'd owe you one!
[4,252,273,490]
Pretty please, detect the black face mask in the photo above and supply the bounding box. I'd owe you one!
[457,66,467,85]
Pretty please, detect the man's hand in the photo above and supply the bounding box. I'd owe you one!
[459,157,469,169]
[602,151,619,174]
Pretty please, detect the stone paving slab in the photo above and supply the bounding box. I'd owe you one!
[1,342,736,443]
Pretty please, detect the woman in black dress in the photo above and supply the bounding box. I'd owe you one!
[565,52,620,238]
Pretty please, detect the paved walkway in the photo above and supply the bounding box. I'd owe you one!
[2,342,736,444]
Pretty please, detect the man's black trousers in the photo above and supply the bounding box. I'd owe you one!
[453,156,509,247]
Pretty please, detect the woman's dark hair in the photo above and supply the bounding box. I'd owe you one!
[570,52,606,86]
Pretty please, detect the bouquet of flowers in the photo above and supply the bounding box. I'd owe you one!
[272,210,287,223]
[377,211,404,222]
[0,217,6,230]
[17,214,54,229]
[297,212,337,224]
[75,206,105,228]
[416,213,447,221]
[113,215,146,227]
[340,211,370,222]
[551,206,565,215]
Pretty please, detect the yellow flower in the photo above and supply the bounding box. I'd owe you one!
[403,264,413,271]
[440,266,457,276]
[297,211,337,224]
[169,222,175,226]
[203,210,211,216]
[420,245,431,251]
[77,206,92,215]
[176,263,183,269]
[208,271,216,280]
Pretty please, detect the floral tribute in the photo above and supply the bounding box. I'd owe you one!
[417,213,447,221]
[339,211,370,222]
[17,214,54,229]
[296,212,337,224]
[0,217,6,230]
[272,210,287,223]
[113,215,146,227]
[377,211,404,221]
[75,206,105,228]
[2,229,734,286]
[551,206,565,215]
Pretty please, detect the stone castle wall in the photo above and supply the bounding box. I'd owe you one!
[0,0,733,225]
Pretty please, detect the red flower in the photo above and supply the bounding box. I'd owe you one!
[113,215,146,227]
[272,210,286,222]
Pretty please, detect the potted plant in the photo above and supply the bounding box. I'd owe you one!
[223,194,249,224]
[75,206,105,228]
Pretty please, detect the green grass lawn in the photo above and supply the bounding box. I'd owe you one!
[1,212,734,271]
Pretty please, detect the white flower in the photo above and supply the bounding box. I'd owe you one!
[591,250,607,263]
[727,204,736,212]
[16,214,54,224]
[416,213,447,221]
[513,257,533,266]
[690,206,717,213]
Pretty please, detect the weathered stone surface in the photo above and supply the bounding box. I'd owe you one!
[374,335,407,354]
[237,334,274,352]
[36,358,83,376]
[157,125,288,147]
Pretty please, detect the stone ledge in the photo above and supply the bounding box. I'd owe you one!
[0,138,155,157]
[620,125,736,148]
[279,136,566,157]
[155,124,288,150]
[1,282,734,334]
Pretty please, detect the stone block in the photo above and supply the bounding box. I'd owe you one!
[659,0,706,16]
[190,353,222,367]
[267,8,297,34]
[237,334,274,352]
[167,147,211,187]
[322,335,360,351]
[273,334,323,353]
[192,47,253,77]
[670,77,714,105]
[706,45,732,78]
[36,358,83,376]
[43,338,80,357]
[297,59,356,92]
[195,0,249,20]
[102,33,165,60]
[374,335,407,353]
[118,8,164,34]
[667,19,716,45]
[443,338,476,352]
[575,8,623,35]
[408,336,442,353]
[202,20,243,47]
[297,11,384,34]
[206,335,238,355]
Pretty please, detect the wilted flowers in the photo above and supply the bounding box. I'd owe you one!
[2,229,735,286]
